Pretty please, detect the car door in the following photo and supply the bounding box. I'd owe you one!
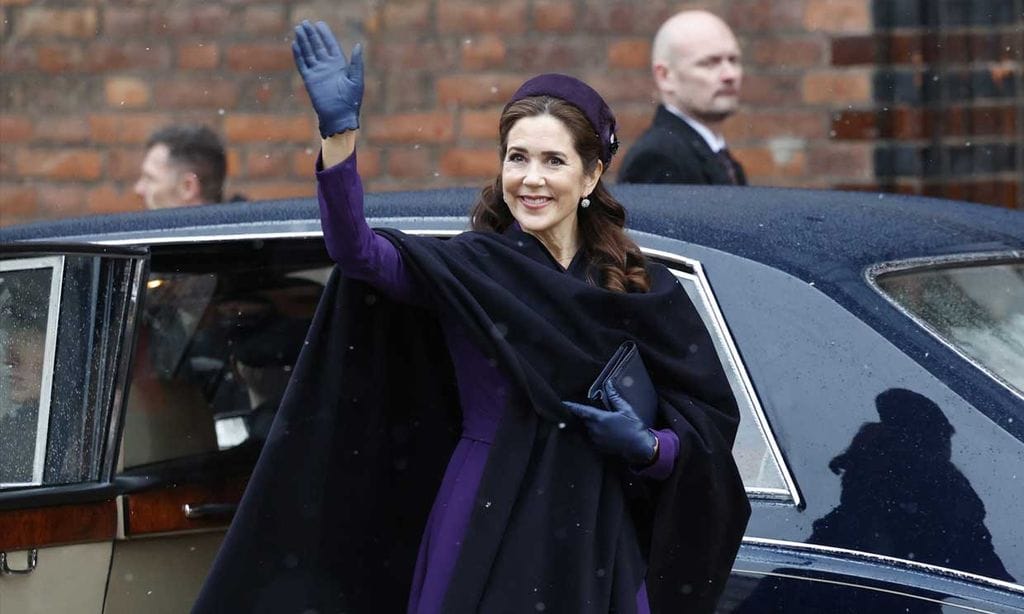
[663,240,1024,612]
[101,236,330,614]
[0,244,147,614]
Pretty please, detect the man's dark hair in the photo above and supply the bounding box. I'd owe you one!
[147,124,227,203]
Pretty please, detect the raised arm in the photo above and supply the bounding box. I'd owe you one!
[293,21,420,303]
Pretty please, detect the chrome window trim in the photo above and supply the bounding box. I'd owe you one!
[865,250,1024,402]
[86,218,463,247]
[103,257,148,481]
[867,251,1023,277]
[644,246,800,506]
[88,225,796,502]
[96,230,323,246]
[743,486,792,500]
[0,255,64,488]
[728,568,995,613]
[741,536,1024,594]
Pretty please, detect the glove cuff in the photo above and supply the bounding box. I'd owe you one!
[319,114,360,138]
[628,429,658,467]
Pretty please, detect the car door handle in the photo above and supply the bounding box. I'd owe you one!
[182,503,238,520]
[1,549,38,575]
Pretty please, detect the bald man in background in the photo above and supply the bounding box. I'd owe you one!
[619,10,746,185]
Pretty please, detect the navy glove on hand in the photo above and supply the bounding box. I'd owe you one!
[564,380,657,466]
[291,20,364,138]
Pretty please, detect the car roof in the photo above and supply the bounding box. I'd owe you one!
[2,185,1021,280]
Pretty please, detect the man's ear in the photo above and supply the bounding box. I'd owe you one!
[179,172,202,204]
[652,62,669,86]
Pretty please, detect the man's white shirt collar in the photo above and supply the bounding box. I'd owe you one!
[663,104,727,153]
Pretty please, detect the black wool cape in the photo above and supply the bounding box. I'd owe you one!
[193,227,750,614]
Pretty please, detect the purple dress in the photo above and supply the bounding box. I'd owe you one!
[317,152,679,613]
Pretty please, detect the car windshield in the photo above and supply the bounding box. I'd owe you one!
[876,259,1024,396]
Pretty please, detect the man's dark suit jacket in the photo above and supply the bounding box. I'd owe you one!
[618,105,747,185]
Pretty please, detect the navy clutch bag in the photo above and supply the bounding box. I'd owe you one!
[587,340,658,427]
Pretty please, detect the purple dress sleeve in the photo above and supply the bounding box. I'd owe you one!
[634,428,679,481]
[315,150,421,304]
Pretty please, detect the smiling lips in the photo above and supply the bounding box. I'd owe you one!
[519,195,553,209]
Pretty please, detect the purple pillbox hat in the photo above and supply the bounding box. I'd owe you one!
[506,73,619,166]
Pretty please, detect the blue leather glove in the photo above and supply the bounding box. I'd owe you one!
[563,380,657,466]
[291,20,364,137]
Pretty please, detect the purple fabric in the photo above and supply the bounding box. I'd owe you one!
[639,429,680,481]
[315,152,419,304]
[316,150,676,613]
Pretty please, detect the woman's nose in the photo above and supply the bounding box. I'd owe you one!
[523,164,545,186]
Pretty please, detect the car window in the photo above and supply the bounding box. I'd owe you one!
[121,240,329,469]
[875,258,1024,397]
[0,257,61,487]
[1,252,140,489]
[658,256,796,502]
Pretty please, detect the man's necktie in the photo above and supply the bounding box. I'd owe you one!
[717,148,739,185]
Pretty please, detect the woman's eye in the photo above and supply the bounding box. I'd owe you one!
[506,153,525,163]
[547,157,565,166]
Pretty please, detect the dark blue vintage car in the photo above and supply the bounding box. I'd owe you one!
[1,185,1022,613]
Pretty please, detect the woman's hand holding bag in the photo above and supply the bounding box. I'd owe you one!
[564,380,658,466]
[292,20,364,137]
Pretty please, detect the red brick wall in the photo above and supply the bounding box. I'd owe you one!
[831,2,1021,206]
[1,1,1020,225]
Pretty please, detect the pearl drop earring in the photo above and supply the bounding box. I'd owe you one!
[580,197,591,208]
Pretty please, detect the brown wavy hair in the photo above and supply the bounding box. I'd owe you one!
[470,96,650,293]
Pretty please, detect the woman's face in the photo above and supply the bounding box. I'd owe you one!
[3,329,45,406]
[501,114,601,247]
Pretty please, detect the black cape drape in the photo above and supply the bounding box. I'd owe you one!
[193,227,750,614]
